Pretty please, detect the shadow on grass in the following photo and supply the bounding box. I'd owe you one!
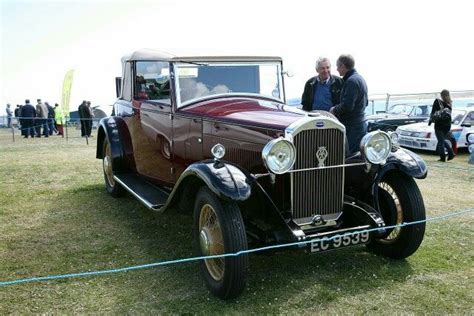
[4,182,416,310]
[72,185,414,300]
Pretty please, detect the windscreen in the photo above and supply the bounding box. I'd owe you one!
[174,62,283,106]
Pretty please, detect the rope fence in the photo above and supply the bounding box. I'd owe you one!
[1,207,472,287]
[1,117,102,144]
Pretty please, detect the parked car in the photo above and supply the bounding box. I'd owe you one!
[367,103,432,132]
[96,49,428,299]
[396,107,474,151]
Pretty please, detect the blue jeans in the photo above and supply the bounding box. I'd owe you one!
[435,127,454,160]
[346,122,368,154]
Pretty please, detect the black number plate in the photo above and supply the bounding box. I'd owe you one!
[309,231,370,253]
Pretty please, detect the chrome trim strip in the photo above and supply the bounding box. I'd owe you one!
[304,225,371,240]
[287,162,366,173]
[113,175,162,210]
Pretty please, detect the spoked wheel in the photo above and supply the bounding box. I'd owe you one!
[102,138,125,197]
[194,187,248,299]
[367,172,426,259]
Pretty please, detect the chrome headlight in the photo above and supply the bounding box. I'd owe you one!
[388,131,399,145]
[360,131,392,164]
[262,138,296,174]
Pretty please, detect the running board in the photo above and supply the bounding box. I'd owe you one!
[113,174,169,211]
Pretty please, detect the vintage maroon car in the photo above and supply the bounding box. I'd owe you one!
[96,49,428,299]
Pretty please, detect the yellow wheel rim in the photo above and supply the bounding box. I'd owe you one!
[199,203,225,281]
[379,182,403,242]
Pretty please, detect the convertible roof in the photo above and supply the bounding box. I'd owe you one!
[123,48,282,62]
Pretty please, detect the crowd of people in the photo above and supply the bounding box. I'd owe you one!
[12,99,62,138]
[4,99,95,139]
[301,54,454,160]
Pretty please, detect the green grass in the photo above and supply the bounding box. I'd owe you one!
[1,128,473,313]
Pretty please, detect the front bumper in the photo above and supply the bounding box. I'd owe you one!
[398,136,436,151]
[285,196,386,254]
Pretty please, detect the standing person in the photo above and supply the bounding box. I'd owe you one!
[330,54,368,154]
[35,99,49,137]
[54,103,64,136]
[86,101,94,137]
[428,89,454,162]
[78,100,90,137]
[20,99,36,138]
[5,104,13,128]
[14,104,22,133]
[46,102,57,135]
[301,57,343,112]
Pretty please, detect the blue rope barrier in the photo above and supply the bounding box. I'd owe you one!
[1,208,472,287]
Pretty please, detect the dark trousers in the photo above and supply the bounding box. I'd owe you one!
[22,119,35,137]
[48,118,56,135]
[435,127,454,160]
[80,119,92,137]
[7,117,12,128]
[346,121,368,155]
[35,119,49,137]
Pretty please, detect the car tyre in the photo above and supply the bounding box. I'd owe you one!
[102,138,125,197]
[366,172,426,259]
[193,187,248,299]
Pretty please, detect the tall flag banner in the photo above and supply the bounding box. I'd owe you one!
[61,69,74,117]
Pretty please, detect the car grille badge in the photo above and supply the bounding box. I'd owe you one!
[316,146,328,167]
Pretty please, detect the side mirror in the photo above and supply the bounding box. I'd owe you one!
[461,123,472,127]
[282,70,294,78]
[115,77,122,98]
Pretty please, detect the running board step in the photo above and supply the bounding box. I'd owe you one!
[114,174,169,211]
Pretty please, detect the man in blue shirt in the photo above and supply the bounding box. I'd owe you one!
[301,57,343,112]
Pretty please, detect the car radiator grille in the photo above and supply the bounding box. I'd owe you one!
[292,129,345,222]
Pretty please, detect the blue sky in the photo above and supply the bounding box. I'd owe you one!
[1,0,473,109]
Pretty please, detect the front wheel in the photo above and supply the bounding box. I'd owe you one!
[366,172,426,259]
[193,187,248,299]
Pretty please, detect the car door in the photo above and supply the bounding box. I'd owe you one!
[172,113,203,178]
[130,61,175,185]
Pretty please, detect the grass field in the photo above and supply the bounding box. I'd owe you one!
[1,128,473,313]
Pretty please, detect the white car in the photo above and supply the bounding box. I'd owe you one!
[396,107,474,151]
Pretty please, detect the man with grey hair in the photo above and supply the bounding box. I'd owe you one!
[331,54,368,154]
[301,57,343,112]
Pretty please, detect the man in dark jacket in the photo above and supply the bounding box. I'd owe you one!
[46,102,56,135]
[78,100,92,137]
[20,99,36,138]
[301,57,343,112]
[331,54,368,154]
[14,104,23,134]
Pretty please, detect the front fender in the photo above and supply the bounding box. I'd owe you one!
[162,160,294,245]
[371,147,427,212]
[381,147,428,179]
[178,160,252,202]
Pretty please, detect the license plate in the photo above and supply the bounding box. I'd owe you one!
[309,231,370,253]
